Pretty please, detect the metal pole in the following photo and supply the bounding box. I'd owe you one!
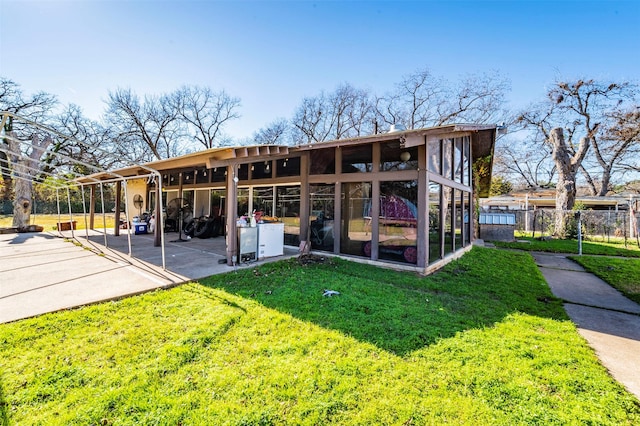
[56,188,62,236]
[122,179,132,256]
[156,174,166,270]
[631,195,635,239]
[81,184,89,240]
[99,183,108,247]
[577,211,582,256]
[525,193,529,235]
[66,187,75,239]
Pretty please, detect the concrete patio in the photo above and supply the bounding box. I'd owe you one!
[0,228,298,323]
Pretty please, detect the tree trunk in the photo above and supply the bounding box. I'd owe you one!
[550,128,590,237]
[12,170,32,229]
[8,132,53,229]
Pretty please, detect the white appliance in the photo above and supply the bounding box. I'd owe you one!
[237,226,258,263]
[257,222,284,259]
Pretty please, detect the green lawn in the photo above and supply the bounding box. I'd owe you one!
[570,255,640,304]
[494,236,640,257]
[1,247,639,425]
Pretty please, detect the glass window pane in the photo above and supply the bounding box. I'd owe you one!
[251,161,272,179]
[310,148,335,175]
[443,185,454,257]
[428,181,441,264]
[427,138,441,174]
[209,189,226,236]
[340,182,372,256]
[195,168,209,184]
[442,138,453,179]
[464,191,471,246]
[379,180,418,264]
[211,167,227,183]
[342,146,372,173]
[237,188,249,218]
[210,190,225,219]
[454,138,463,184]
[238,163,249,181]
[276,157,300,177]
[194,189,209,217]
[183,170,195,184]
[310,184,335,251]
[253,186,274,218]
[463,136,470,187]
[380,141,418,171]
[276,186,300,246]
[455,189,462,250]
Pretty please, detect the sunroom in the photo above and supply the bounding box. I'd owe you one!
[80,123,496,275]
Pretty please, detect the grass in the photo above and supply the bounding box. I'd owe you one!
[494,235,640,257]
[0,214,117,231]
[1,247,639,425]
[570,255,640,304]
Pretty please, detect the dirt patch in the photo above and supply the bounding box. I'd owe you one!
[297,253,331,266]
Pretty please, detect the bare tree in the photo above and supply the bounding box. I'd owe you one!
[291,83,374,143]
[45,104,121,174]
[375,68,445,130]
[253,118,290,145]
[515,79,636,236]
[375,68,510,130]
[590,104,640,188]
[105,88,181,161]
[173,86,241,149]
[494,136,556,189]
[556,81,637,196]
[5,130,53,228]
[437,71,510,126]
[0,78,58,222]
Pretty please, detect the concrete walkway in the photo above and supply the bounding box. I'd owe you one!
[532,252,640,400]
[0,230,297,324]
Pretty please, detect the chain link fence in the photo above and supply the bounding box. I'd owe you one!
[510,208,640,244]
[1,199,117,216]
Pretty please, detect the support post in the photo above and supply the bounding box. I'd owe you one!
[225,163,238,266]
[55,188,62,236]
[114,181,121,237]
[89,185,96,230]
[66,187,75,239]
[154,184,162,247]
[122,179,132,256]
[299,153,310,253]
[81,184,89,239]
[99,183,108,247]
[576,210,582,256]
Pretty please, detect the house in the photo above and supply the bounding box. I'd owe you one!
[78,123,497,275]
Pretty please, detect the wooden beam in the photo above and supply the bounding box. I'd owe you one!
[225,163,238,266]
[299,153,309,252]
[417,144,428,268]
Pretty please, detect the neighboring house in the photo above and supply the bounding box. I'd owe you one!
[480,191,640,239]
[481,190,633,211]
[79,124,497,275]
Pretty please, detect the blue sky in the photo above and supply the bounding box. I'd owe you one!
[1,0,638,140]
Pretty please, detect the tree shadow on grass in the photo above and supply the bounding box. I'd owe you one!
[198,248,567,357]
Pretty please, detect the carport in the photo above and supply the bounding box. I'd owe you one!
[0,111,171,269]
[2,111,296,277]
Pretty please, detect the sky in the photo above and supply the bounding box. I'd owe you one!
[1,0,638,141]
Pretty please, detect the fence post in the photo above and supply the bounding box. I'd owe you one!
[576,210,582,256]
